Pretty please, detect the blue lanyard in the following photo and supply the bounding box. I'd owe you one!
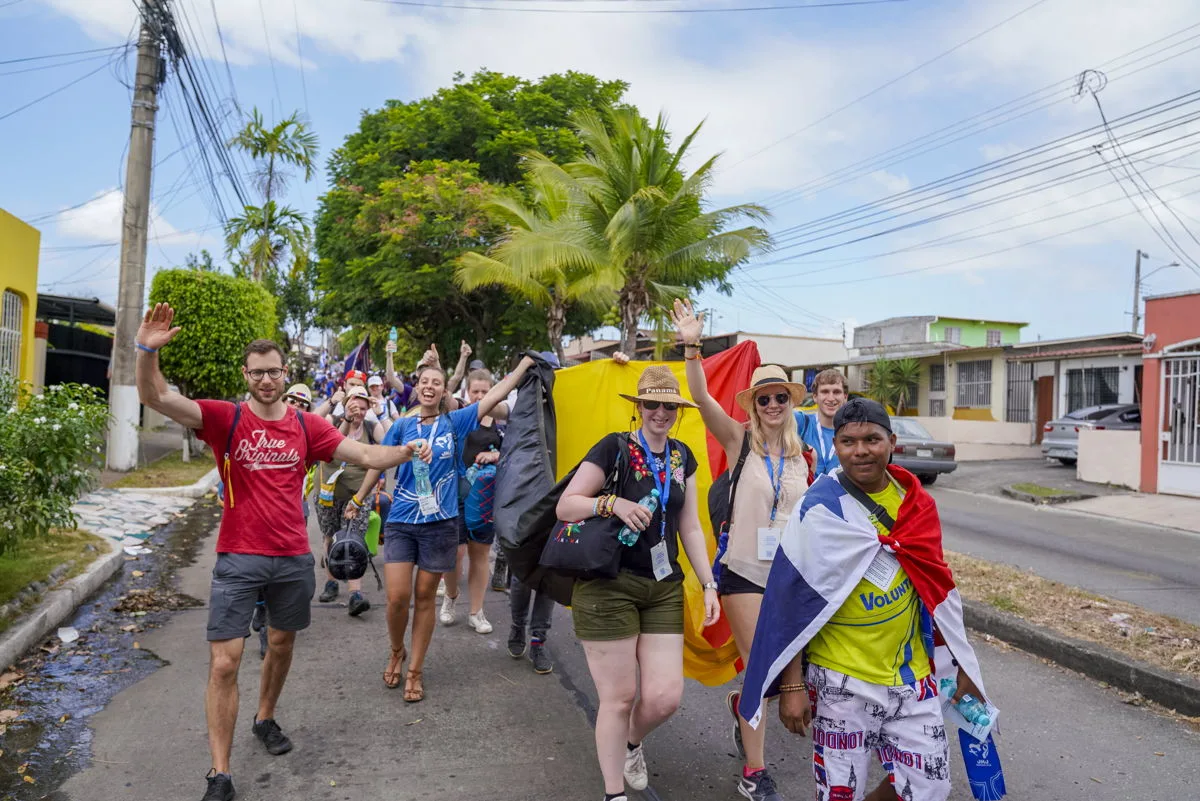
[817,427,836,474]
[764,452,784,524]
[637,430,672,540]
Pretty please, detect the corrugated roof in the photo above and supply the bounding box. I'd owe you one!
[1008,343,1142,361]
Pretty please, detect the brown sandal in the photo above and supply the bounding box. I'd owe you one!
[383,646,405,689]
[403,669,424,703]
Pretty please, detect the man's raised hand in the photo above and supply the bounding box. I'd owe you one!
[137,303,182,351]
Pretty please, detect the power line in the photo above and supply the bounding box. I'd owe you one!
[730,0,1051,169]
[0,49,129,77]
[293,0,309,114]
[258,0,283,113]
[0,45,126,65]
[0,61,112,122]
[208,0,241,112]
[361,0,908,13]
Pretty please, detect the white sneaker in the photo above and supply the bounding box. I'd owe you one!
[467,609,493,634]
[623,743,648,791]
[436,578,446,597]
[439,594,457,625]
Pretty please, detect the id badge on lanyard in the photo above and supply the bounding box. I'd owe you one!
[758,453,784,561]
[638,431,674,581]
[416,418,441,516]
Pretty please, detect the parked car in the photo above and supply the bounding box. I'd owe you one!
[890,417,957,485]
[1041,403,1140,466]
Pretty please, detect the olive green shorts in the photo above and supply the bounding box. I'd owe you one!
[571,570,684,641]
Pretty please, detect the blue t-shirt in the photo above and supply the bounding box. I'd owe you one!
[795,411,838,476]
[384,405,481,524]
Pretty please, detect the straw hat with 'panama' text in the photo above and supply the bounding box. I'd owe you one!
[619,365,698,408]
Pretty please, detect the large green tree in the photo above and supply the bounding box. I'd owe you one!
[455,176,622,364]
[524,108,773,354]
[315,70,628,358]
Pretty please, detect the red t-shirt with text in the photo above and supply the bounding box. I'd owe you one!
[196,399,343,556]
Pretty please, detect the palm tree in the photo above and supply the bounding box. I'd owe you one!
[224,201,311,283]
[523,108,772,354]
[227,108,319,205]
[455,178,621,364]
[870,357,922,414]
[225,108,318,283]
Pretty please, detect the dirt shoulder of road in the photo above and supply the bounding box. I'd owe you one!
[948,550,1200,679]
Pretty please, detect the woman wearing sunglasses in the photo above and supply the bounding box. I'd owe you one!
[557,365,721,801]
[672,298,810,801]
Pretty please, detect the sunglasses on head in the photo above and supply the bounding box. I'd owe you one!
[642,401,679,412]
[756,392,791,407]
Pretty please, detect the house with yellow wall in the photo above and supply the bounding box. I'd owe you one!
[0,208,40,383]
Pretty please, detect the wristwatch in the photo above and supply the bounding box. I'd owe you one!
[702,581,718,591]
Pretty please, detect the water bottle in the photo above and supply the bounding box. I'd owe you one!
[617,490,660,547]
[411,441,433,496]
[939,677,991,727]
[389,326,399,343]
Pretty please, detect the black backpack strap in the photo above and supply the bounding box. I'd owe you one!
[225,401,242,461]
[724,431,752,529]
[836,472,896,531]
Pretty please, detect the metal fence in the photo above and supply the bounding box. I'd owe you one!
[956,359,992,408]
[1164,355,1200,465]
[0,290,23,378]
[1006,361,1033,422]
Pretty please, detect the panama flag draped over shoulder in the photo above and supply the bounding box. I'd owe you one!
[552,341,760,686]
[343,335,371,375]
[739,466,988,724]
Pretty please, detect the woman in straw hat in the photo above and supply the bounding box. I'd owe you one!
[673,298,810,801]
[557,365,721,801]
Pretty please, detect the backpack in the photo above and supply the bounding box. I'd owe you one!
[327,525,382,589]
[464,463,497,535]
[707,432,752,542]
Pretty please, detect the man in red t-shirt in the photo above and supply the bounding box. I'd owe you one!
[135,303,429,801]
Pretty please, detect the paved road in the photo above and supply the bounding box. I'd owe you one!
[55,518,1200,801]
[935,458,1127,499]
[932,488,1200,625]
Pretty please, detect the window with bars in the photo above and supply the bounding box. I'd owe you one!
[943,327,962,344]
[0,290,23,378]
[956,360,993,408]
[1065,367,1120,413]
[986,329,1002,347]
[1005,361,1033,422]
[929,398,946,417]
[929,363,945,392]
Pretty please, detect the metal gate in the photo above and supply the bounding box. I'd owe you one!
[1005,361,1033,422]
[1160,350,1200,497]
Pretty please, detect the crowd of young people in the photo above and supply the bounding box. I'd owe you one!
[135,301,990,801]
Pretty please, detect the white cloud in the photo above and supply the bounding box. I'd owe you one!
[55,187,181,242]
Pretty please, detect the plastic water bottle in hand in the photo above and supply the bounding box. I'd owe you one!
[939,677,991,727]
[617,490,660,547]
[389,326,399,343]
[411,440,433,497]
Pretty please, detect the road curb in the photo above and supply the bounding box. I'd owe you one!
[963,599,1200,717]
[0,538,125,671]
[114,467,219,499]
[1000,484,1094,505]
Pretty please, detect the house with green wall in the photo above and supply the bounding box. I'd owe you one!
[927,316,1025,348]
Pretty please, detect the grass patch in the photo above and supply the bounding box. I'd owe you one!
[949,550,1200,678]
[1010,482,1070,497]
[0,529,106,634]
[109,450,214,489]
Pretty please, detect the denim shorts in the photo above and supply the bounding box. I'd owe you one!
[383,519,459,573]
[207,552,316,641]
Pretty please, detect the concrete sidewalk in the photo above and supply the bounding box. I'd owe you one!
[1062,492,1200,535]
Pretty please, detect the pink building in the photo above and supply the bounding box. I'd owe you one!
[1140,290,1200,496]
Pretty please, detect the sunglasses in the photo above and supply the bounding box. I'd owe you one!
[642,401,679,412]
[285,397,309,409]
[756,392,792,408]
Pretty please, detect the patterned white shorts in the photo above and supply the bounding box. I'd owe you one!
[806,663,951,801]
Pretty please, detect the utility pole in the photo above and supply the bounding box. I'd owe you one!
[1131,249,1147,334]
[107,1,164,471]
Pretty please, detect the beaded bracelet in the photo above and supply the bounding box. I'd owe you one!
[778,683,806,693]
[605,494,618,517]
[592,497,601,517]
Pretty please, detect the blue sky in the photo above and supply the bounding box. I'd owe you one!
[3,0,1199,345]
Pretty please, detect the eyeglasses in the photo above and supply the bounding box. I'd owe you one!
[642,401,679,411]
[756,392,791,408]
[248,368,285,381]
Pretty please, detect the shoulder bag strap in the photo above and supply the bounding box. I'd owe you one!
[724,431,752,527]
[835,471,896,531]
[223,402,242,507]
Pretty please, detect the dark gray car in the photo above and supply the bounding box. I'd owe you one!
[1041,403,1140,466]
[890,417,957,485]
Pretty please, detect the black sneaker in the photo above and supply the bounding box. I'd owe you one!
[249,602,266,633]
[507,625,526,658]
[318,580,338,603]
[737,768,782,801]
[201,771,235,801]
[529,643,553,674]
[491,559,509,592]
[252,718,293,755]
[727,690,746,760]
[348,591,370,617]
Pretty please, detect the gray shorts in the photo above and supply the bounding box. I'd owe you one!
[207,552,316,642]
[383,519,458,573]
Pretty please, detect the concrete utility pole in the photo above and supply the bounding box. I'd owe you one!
[1131,249,1147,334]
[107,2,164,471]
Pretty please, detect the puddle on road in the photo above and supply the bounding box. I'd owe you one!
[0,497,221,800]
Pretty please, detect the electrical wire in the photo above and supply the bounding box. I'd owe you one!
[293,0,309,114]
[258,0,283,114]
[0,62,112,122]
[361,0,908,13]
[0,45,126,65]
